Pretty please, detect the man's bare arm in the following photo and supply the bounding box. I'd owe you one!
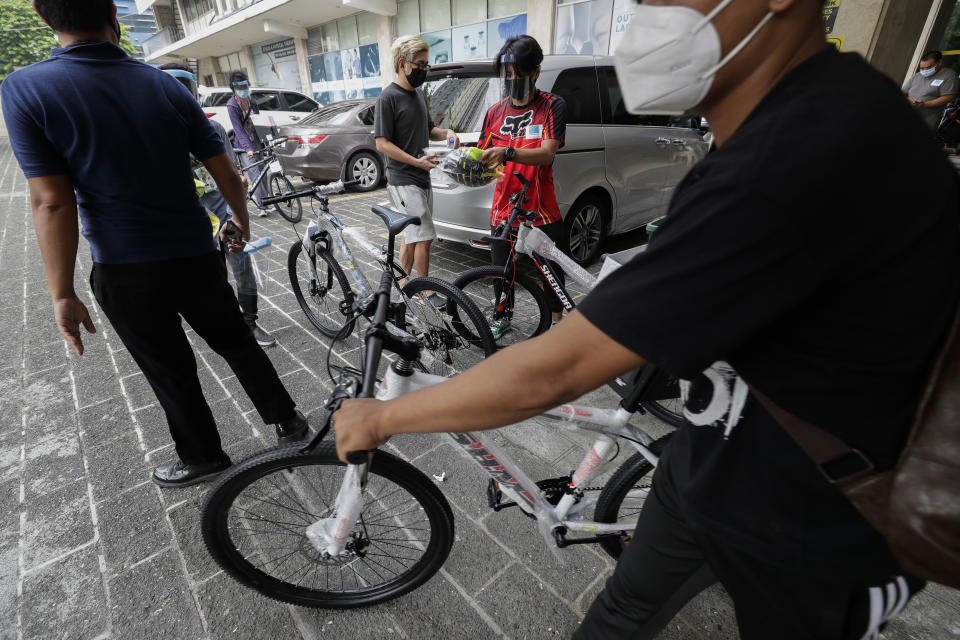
[28,175,95,355]
[375,136,435,172]
[334,311,645,462]
[203,152,249,245]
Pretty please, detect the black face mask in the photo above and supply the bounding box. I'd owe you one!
[406,67,427,89]
[504,76,534,101]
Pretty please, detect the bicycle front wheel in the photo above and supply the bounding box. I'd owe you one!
[400,277,496,376]
[202,443,455,608]
[288,241,355,339]
[640,376,686,428]
[594,434,674,560]
[269,174,303,223]
[454,265,552,347]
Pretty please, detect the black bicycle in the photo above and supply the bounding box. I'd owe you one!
[235,138,302,223]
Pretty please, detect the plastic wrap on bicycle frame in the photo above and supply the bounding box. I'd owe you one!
[342,227,385,262]
[476,434,565,561]
[518,225,596,287]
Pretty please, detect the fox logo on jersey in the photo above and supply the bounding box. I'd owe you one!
[500,110,534,139]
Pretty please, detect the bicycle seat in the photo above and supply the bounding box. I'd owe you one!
[371,205,421,237]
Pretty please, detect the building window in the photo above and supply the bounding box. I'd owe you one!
[420,0,452,32]
[489,0,527,19]
[321,22,340,52]
[338,16,360,49]
[357,13,379,46]
[182,0,213,23]
[453,0,486,26]
[396,0,421,36]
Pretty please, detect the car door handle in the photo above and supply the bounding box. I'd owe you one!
[290,116,300,121]
[671,139,686,146]
[655,137,669,147]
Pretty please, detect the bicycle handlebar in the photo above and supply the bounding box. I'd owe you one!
[259,179,360,206]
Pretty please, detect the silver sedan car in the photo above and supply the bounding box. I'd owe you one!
[275,99,385,192]
[423,56,710,264]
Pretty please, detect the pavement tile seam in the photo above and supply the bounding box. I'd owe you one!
[435,566,509,639]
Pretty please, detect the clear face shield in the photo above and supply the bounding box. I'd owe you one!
[166,69,199,101]
[499,54,538,104]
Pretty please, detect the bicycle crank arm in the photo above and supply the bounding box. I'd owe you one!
[552,527,625,549]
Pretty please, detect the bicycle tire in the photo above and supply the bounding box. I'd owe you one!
[202,443,455,609]
[641,397,686,428]
[270,174,303,223]
[288,241,355,339]
[594,433,674,560]
[400,277,496,376]
[453,265,552,347]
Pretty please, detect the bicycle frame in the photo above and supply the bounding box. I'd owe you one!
[310,362,662,557]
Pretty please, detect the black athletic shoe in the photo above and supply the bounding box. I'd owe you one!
[152,455,231,488]
[275,409,309,445]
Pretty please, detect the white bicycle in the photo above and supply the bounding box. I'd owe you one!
[201,204,675,608]
[455,173,686,427]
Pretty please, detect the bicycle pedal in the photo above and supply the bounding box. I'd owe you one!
[486,479,502,509]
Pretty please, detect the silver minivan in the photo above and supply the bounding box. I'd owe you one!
[423,56,710,264]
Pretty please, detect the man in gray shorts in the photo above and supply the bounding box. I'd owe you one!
[374,35,458,305]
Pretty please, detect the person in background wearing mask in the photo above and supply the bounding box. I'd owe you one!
[2,0,311,488]
[333,0,959,636]
[903,50,958,130]
[161,63,277,348]
[374,35,459,305]
[479,35,569,336]
[227,70,271,216]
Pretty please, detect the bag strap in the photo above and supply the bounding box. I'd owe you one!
[749,387,876,486]
[751,299,960,487]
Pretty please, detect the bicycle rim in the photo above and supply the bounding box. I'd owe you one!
[454,266,551,347]
[271,174,303,223]
[399,277,495,376]
[288,242,354,339]
[202,444,454,608]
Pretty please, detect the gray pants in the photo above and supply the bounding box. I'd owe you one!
[239,153,270,208]
[201,191,258,296]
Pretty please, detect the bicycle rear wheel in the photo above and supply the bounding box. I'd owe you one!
[594,434,673,560]
[453,265,552,347]
[640,375,685,428]
[400,277,496,376]
[270,174,303,223]
[288,241,355,339]
[202,443,454,608]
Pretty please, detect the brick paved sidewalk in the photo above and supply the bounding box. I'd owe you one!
[1,138,957,639]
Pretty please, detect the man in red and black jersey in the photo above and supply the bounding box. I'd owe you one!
[480,36,569,329]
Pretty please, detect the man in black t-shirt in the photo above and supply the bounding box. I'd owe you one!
[334,0,960,638]
[374,35,457,301]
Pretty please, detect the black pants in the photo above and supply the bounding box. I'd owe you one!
[90,251,295,465]
[574,452,924,640]
[491,221,570,314]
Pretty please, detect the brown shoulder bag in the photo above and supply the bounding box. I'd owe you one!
[753,304,960,588]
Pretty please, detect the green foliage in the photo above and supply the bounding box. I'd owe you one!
[0,0,58,80]
[1,0,143,81]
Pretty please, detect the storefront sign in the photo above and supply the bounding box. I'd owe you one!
[823,0,841,34]
[253,37,301,91]
[610,0,636,54]
[261,39,296,58]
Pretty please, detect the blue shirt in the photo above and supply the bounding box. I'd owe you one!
[1,41,226,264]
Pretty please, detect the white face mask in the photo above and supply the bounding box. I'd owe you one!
[613,0,775,115]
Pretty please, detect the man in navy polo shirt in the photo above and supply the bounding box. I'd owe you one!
[2,0,309,487]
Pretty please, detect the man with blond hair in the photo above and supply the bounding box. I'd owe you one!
[374,35,458,305]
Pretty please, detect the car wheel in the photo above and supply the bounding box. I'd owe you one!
[347,152,381,192]
[563,193,608,266]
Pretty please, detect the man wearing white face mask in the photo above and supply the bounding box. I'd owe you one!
[331,0,960,636]
[903,50,958,130]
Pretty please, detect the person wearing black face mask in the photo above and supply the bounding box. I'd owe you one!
[374,35,458,304]
[479,35,569,334]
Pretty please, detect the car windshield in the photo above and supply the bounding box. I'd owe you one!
[299,103,356,126]
[201,92,233,107]
[423,73,500,134]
